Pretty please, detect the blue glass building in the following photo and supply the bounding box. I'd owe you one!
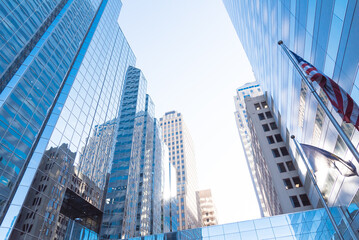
[223,0,359,208]
[123,204,359,240]
[100,66,175,239]
[0,0,136,239]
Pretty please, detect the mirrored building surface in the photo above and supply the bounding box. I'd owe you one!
[101,67,172,239]
[124,204,359,240]
[0,0,136,239]
[223,0,359,208]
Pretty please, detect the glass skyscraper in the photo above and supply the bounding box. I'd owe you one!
[223,0,359,208]
[0,0,136,239]
[101,66,176,239]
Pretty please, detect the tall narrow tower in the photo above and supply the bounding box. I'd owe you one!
[233,82,264,216]
[159,111,200,230]
[101,67,165,239]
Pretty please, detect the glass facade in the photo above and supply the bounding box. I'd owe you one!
[223,0,359,207]
[101,67,169,239]
[124,205,359,240]
[0,0,136,239]
[0,0,67,93]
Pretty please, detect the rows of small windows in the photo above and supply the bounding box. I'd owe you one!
[290,194,311,208]
[254,101,268,110]
[262,122,278,132]
[237,85,260,92]
[277,161,296,173]
[160,118,182,126]
[164,131,182,138]
[271,147,289,158]
[283,177,303,189]
[258,111,273,120]
[266,134,283,144]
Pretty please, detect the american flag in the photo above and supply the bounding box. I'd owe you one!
[290,51,359,130]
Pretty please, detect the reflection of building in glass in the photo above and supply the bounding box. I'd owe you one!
[10,144,75,239]
[122,204,359,240]
[223,0,359,207]
[196,189,218,227]
[78,119,117,190]
[0,0,136,238]
[101,67,169,239]
[9,143,104,239]
[245,95,312,216]
[159,111,200,230]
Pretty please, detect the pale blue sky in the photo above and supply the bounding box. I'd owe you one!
[118,0,260,223]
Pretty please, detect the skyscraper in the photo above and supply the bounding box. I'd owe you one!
[223,0,359,207]
[196,189,218,227]
[159,111,200,230]
[0,0,136,238]
[100,66,167,239]
[233,82,264,216]
[162,154,179,233]
[245,94,312,216]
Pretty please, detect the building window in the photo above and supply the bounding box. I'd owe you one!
[272,149,280,158]
[258,113,265,120]
[286,161,295,171]
[292,177,303,188]
[254,103,261,110]
[283,178,293,189]
[261,102,268,108]
[277,163,286,173]
[267,136,275,144]
[265,111,272,118]
[280,147,289,156]
[290,196,301,208]
[274,134,283,142]
[262,124,270,132]
[300,194,311,206]
[270,122,278,130]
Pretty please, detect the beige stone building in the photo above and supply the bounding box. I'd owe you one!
[196,189,218,227]
[159,111,200,230]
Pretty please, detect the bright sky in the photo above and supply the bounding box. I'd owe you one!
[118,0,261,224]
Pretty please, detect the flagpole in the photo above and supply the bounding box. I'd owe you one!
[291,135,344,240]
[278,40,359,165]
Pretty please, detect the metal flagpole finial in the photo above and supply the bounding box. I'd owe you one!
[278,40,283,45]
[291,135,295,139]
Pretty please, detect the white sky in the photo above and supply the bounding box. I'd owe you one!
[118,0,261,224]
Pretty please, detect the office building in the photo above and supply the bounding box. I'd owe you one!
[162,155,179,233]
[100,67,169,239]
[159,111,200,230]
[233,82,265,216]
[122,203,359,240]
[245,95,312,216]
[196,189,218,227]
[223,0,359,207]
[0,0,136,239]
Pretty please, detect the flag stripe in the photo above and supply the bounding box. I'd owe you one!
[345,95,354,123]
[290,50,359,130]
